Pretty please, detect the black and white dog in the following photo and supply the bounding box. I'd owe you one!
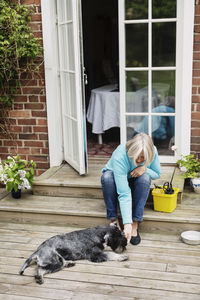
[19,224,128,284]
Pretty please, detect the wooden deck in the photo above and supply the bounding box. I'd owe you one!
[0,221,200,300]
[0,160,200,299]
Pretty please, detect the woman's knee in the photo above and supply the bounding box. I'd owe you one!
[137,173,151,185]
[101,170,114,185]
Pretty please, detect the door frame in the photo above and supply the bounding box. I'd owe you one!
[118,0,195,163]
[41,0,195,167]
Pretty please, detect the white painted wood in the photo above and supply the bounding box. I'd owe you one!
[41,0,63,167]
[118,0,194,164]
[176,0,195,157]
[56,0,87,175]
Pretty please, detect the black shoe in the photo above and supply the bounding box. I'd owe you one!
[130,230,141,245]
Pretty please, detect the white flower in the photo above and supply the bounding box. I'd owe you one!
[18,170,26,178]
[171,145,178,151]
[18,178,31,190]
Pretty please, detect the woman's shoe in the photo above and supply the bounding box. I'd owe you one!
[130,230,141,245]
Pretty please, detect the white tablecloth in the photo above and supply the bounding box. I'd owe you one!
[87,84,159,134]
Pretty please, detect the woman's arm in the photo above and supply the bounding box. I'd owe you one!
[146,146,161,179]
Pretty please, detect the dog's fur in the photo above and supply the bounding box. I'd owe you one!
[19,224,128,284]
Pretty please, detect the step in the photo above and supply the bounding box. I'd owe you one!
[33,163,185,203]
[0,190,199,233]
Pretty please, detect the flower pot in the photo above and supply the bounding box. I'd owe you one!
[11,189,21,199]
[190,178,200,193]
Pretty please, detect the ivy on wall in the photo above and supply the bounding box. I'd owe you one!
[0,0,42,106]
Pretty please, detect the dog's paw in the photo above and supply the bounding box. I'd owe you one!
[118,254,128,261]
[35,275,44,285]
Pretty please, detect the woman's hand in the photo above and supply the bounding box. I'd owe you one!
[130,166,146,178]
[123,223,132,244]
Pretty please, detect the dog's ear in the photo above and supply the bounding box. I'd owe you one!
[104,233,110,244]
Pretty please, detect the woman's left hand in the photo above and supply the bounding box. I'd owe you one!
[130,166,146,178]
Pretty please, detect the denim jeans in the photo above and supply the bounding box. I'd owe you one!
[101,170,151,222]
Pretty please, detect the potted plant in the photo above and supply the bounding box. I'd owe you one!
[0,155,36,198]
[171,145,200,193]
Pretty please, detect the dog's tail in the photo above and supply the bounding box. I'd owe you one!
[19,251,37,275]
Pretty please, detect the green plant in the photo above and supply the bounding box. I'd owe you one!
[0,0,42,106]
[0,155,36,192]
[171,146,200,179]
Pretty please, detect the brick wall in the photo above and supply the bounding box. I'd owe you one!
[0,0,49,176]
[192,4,200,159]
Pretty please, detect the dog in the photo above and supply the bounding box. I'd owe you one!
[19,224,128,284]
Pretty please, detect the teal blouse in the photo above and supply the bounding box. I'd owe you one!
[102,144,161,224]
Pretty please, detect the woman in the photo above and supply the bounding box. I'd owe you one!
[101,133,161,245]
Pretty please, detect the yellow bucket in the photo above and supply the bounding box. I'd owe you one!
[152,187,179,213]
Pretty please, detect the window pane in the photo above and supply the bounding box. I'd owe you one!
[152,0,176,19]
[126,24,148,67]
[126,115,148,140]
[152,71,175,110]
[152,116,175,156]
[125,0,148,20]
[152,22,176,67]
[126,71,148,112]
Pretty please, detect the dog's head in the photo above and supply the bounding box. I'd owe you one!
[104,225,127,253]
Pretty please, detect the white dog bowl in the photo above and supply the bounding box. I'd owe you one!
[181,231,200,245]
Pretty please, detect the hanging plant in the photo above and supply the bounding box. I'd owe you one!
[0,0,42,106]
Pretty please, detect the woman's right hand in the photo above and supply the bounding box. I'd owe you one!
[123,223,132,244]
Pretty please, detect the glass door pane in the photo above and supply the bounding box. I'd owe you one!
[119,0,177,157]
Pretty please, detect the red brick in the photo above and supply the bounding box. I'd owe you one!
[192,87,197,94]
[39,134,48,140]
[37,169,46,176]
[24,141,43,147]
[10,126,22,133]
[35,162,50,169]
[11,148,30,154]
[192,112,200,119]
[39,96,46,102]
[21,0,41,4]
[31,15,41,22]
[192,78,200,85]
[193,69,200,76]
[33,126,48,133]
[191,120,200,127]
[13,104,24,110]
[28,155,48,162]
[37,119,47,126]
[25,103,44,110]
[195,5,200,16]
[3,141,22,146]
[18,119,36,125]
[194,43,200,51]
[193,52,200,61]
[9,111,31,118]
[194,34,200,43]
[192,129,200,136]
[31,148,41,154]
[23,126,33,133]
[28,95,39,102]
[14,96,28,103]
[32,111,47,118]
[195,25,200,33]
[0,147,9,152]
[22,87,44,95]
[193,61,200,69]
[19,134,38,140]
[195,16,200,24]
[197,104,200,111]
[41,149,49,155]
[190,144,200,151]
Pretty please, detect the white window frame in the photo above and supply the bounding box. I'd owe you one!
[119,0,194,163]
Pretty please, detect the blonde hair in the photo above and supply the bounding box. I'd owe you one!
[126,133,154,166]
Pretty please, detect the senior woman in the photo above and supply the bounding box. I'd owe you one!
[101,132,161,245]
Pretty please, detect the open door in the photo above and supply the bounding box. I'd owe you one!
[57,0,87,174]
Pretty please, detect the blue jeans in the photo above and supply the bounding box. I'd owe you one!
[101,170,151,222]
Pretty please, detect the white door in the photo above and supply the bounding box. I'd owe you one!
[118,0,194,163]
[57,0,87,174]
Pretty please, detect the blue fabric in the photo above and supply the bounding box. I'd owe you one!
[138,106,175,140]
[102,144,161,224]
[101,171,151,222]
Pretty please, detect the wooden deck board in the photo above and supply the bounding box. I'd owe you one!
[0,222,200,300]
